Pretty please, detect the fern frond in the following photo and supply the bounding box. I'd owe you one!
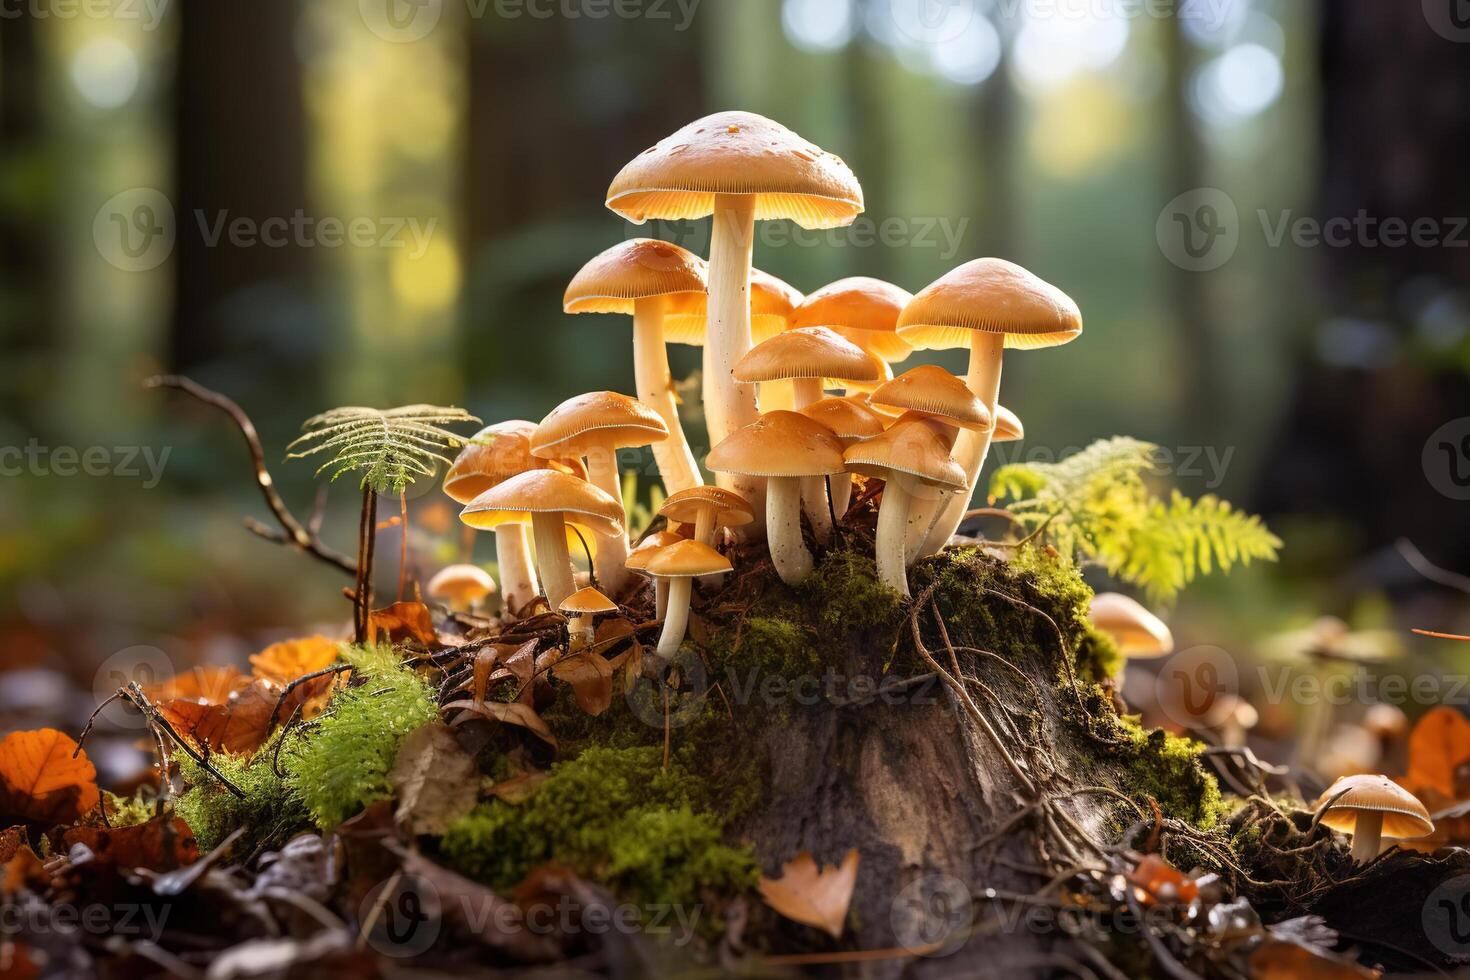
[287,404,479,494]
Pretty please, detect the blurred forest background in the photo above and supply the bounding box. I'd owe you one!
[2,0,1470,763]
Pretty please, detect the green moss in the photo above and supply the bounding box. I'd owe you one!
[174,751,308,854]
[282,645,437,830]
[438,747,756,912]
[103,791,158,828]
[1104,716,1226,829]
[799,548,905,637]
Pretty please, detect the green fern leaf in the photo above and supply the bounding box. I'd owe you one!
[287,405,479,495]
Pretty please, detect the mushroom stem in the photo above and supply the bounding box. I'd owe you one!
[569,615,594,650]
[801,476,834,545]
[791,377,824,410]
[916,334,1005,556]
[656,577,693,659]
[530,512,575,610]
[759,383,795,413]
[831,475,853,520]
[633,296,701,494]
[766,476,814,585]
[494,524,541,620]
[1351,810,1384,863]
[655,579,669,621]
[706,193,766,527]
[876,479,912,597]
[582,449,631,597]
[694,508,715,545]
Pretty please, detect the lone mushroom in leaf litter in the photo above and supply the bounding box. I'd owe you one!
[707,410,846,586]
[532,392,669,598]
[460,469,624,610]
[559,586,618,650]
[798,395,887,520]
[647,540,732,659]
[563,239,708,494]
[426,564,497,615]
[607,111,863,516]
[897,258,1082,558]
[1314,773,1434,863]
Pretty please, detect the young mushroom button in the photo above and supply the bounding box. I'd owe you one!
[559,586,618,650]
[1313,774,1434,863]
[646,540,733,660]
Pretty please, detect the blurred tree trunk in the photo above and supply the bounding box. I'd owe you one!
[973,46,1014,257]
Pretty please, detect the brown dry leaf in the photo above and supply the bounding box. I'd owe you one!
[389,723,479,836]
[1127,854,1198,906]
[0,826,47,894]
[63,816,199,873]
[368,601,437,646]
[550,651,614,716]
[250,635,341,684]
[488,770,549,805]
[444,699,557,748]
[157,682,278,756]
[0,729,100,827]
[1250,941,1381,978]
[757,849,860,939]
[144,665,249,703]
[1405,706,1470,799]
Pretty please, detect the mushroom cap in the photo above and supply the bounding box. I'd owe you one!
[426,564,497,604]
[792,276,914,362]
[707,411,847,479]
[1088,592,1174,658]
[559,586,618,617]
[1313,774,1434,840]
[870,365,992,431]
[733,327,879,385]
[461,469,625,539]
[626,530,686,573]
[826,351,891,394]
[658,486,754,529]
[798,396,886,445]
[843,418,967,491]
[897,258,1083,352]
[532,391,670,458]
[563,238,707,314]
[1363,703,1409,740]
[606,111,863,230]
[645,539,733,579]
[992,405,1024,442]
[662,267,802,346]
[444,421,585,504]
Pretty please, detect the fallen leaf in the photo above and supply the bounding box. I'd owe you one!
[368,601,437,646]
[0,826,47,894]
[1127,854,1199,906]
[249,635,341,684]
[1405,706,1470,799]
[62,816,199,873]
[444,699,557,748]
[550,651,614,716]
[389,723,479,836]
[157,683,278,756]
[145,665,249,703]
[487,770,549,805]
[757,849,859,939]
[0,729,100,827]
[1250,940,1381,978]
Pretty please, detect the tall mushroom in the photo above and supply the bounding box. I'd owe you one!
[607,111,863,514]
[734,327,876,542]
[797,395,886,519]
[657,486,753,546]
[843,417,967,598]
[460,470,624,610]
[897,259,1082,557]
[647,540,732,659]
[662,266,803,348]
[1313,774,1434,863]
[563,239,708,494]
[444,420,582,619]
[532,392,668,598]
[707,411,846,586]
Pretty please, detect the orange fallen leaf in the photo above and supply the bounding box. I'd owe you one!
[1405,706,1470,799]
[368,601,437,646]
[63,816,199,873]
[0,729,100,827]
[1127,854,1198,906]
[757,849,860,939]
[443,699,558,748]
[550,651,614,716]
[0,825,47,894]
[1250,940,1381,978]
[249,635,341,684]
[145,665,249,703]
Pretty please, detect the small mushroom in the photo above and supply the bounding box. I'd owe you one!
[657,486,753,546]
[646,540,732,659]
[461,470,624,610]
[1313,773,1434,863]
[992,405,1024,443]
[798,396,886,519]
[707,411,847,586]
[559,586,618,650]
[1088,593,1175,661]
[1214,694,1259,747]
[426,564,497,614]
[532,392,668,598]
[843,417,967,597]
[626,530,685,620]
[897,258,1082,556]
[564,239,708,494]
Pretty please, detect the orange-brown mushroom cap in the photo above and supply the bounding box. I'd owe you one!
[606,111,863,230]
[559,586,618,617]
[644,539,733,579]
[992,405,1024,443]
[426,564,497,605]
[532,391,670,459]
[792,276,914,362]
[658,486,754,529]
[444,421,585,504]
[706,411,847,479]
[461,470,625,539]
[733,327,879,385]
[843,418,967,491]
[870,365,992,431]
[798,396,886,445]
[626,530,686,572]
[662,267,803,346]
[1313,774,1434,840]
[563,238,708,315]
[897,258,1082,352]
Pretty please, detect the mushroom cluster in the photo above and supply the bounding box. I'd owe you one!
[434,110,1087,654]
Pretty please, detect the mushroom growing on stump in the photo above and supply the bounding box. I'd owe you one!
[707,411,846,586]
[532,392,668,598]
[792,276,914,368]
[444,420,583,619]
[1088,593,1175,661]
[461,470,624,610]
[797,395,886,520]
[607,111,863,514]
[563,239,708,494]
[626,529,684,620]
[843,417,967,598]
[734,328,877,543]
[657,486,753,546]
[426,564,497,614]
[897,258,1082,557]
[1313,774,1434,863]
[560,586,617,650]
[647,540,732,660]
